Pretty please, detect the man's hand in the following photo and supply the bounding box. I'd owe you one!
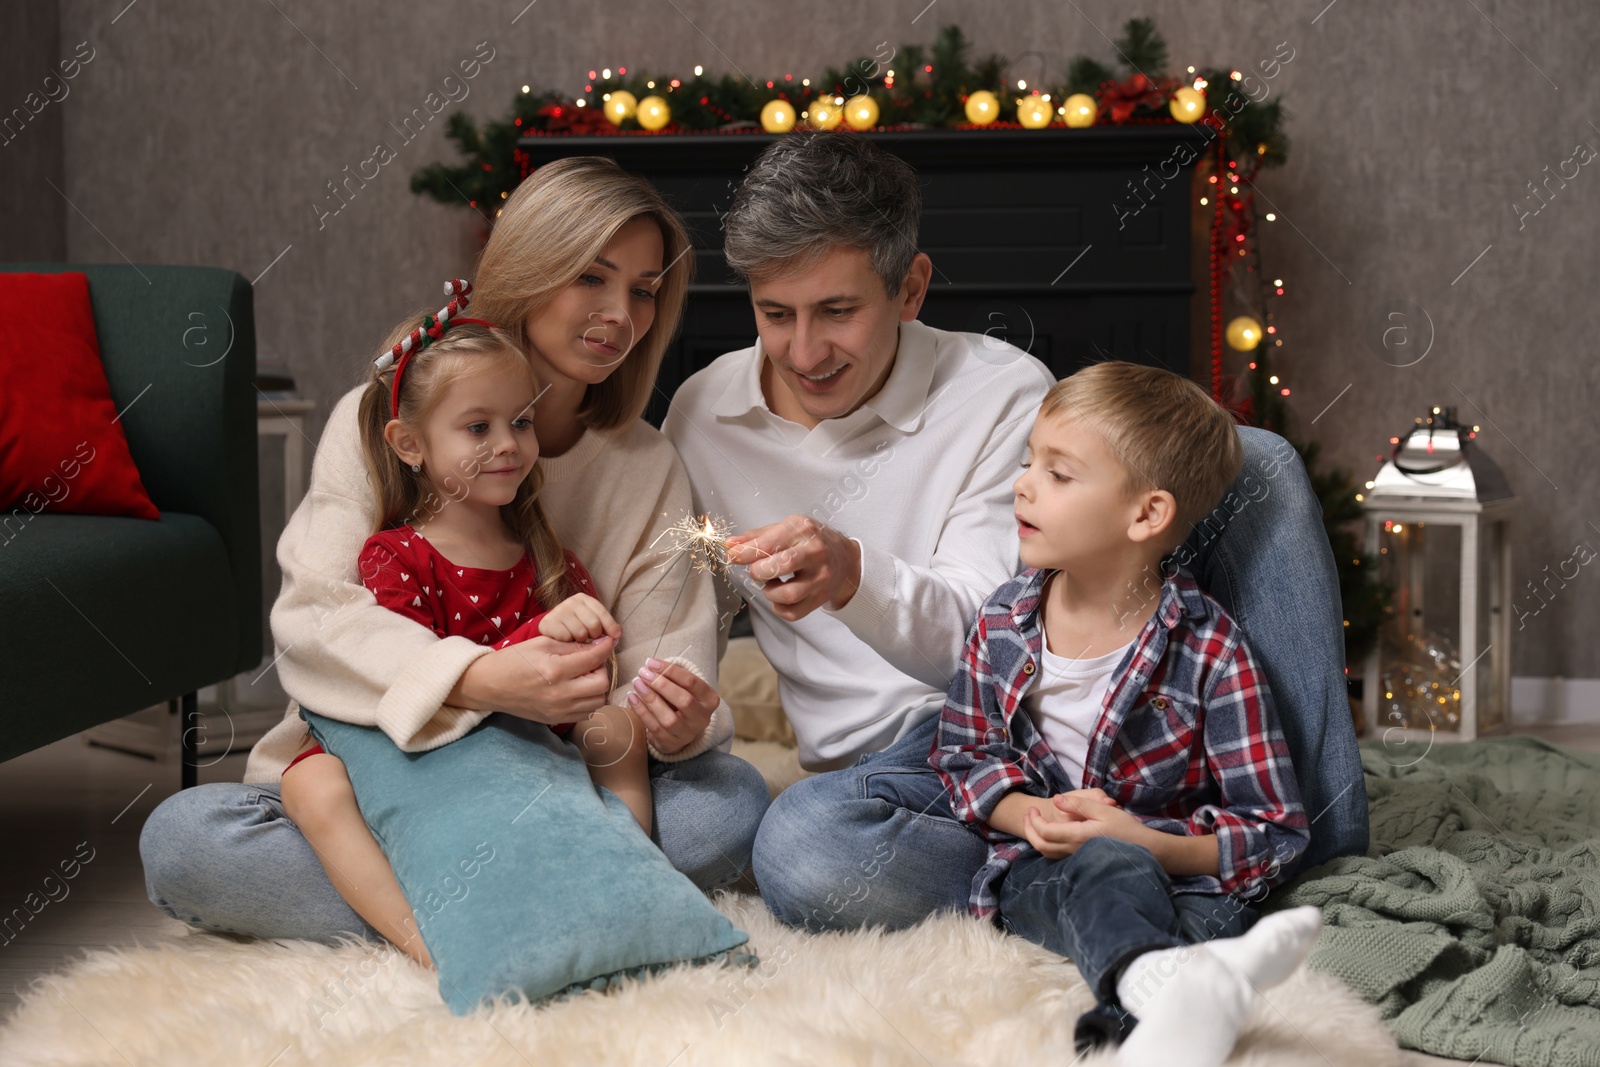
[537,593,623,644]
[1022,792,1151,860]
[726,515,862,621]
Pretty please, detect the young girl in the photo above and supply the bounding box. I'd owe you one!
[278,283,653,969]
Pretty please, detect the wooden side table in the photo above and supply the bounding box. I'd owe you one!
[256,395,317,525]
[216,395,317,716]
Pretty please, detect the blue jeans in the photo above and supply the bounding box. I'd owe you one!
[140,741,771,943]
[1180,427,1368,872]
[752,427,1366,932]
[999,836,1256,1040]
[753,714,989,932]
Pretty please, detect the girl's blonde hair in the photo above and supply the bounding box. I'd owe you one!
[469,156,694,431]
[357,318,580,612]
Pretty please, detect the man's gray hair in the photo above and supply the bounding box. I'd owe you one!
[723,131,923,297]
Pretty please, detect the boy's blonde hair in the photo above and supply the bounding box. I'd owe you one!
[1040,361,1243,545]
[358,319,579,613]
[469,156,694,431]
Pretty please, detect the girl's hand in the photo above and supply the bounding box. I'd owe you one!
[538,594,622,644]
[626,659,718,755]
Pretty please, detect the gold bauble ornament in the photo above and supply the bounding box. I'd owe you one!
[636,95,671,131]
[1225,315,1264,351]
[1169,86,1206,123]
[808,97,844,129]
[1016,96,1052,129]
[843,94,879,130]
[1062,93,1097,128]
[603,90,637,124]
[760,98,797,133]
[964,90,999,125]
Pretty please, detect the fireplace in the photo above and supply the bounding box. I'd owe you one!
[518,125,1211,426]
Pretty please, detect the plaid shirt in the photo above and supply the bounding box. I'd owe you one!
[929,564,1309,920]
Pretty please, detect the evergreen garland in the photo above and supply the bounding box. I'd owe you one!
[408,18,1388,668]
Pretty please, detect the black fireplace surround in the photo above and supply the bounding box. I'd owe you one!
[517,125,1211,427]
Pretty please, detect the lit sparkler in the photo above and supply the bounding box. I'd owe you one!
[617,512,738,660]
[651,512,735,577]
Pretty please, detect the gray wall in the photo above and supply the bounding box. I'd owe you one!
[9,0,1598,682]
[2,0,67,260]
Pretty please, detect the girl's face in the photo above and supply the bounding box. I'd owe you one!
[523,216,665,391]
[395,358,541,510]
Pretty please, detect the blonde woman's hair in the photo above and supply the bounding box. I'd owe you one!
[1040,361,1244,545]
[469,156,694,431]
[357,318,581,612]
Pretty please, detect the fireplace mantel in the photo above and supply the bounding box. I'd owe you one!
[518,125,1212,425]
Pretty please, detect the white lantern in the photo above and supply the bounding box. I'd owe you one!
[1361,407,1514,743]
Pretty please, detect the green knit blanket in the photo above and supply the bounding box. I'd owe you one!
[1273,735,1600,1066]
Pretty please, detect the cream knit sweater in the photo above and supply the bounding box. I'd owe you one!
[240,385,733,785]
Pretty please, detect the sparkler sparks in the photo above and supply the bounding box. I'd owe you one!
[651,512,735,577]
[617,512,739,661]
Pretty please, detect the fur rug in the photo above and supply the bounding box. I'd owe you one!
[1,893,1397,1067]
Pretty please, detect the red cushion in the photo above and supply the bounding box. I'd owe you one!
[0,272,160,520]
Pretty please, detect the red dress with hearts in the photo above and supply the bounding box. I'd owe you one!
[283,523,599,775]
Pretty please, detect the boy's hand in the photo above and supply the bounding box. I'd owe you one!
[538,594,622,644]
[1023,793,1150,859]
[1050,788,1119,819]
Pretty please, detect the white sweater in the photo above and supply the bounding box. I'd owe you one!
[241,386,734,785]
[663,319,1053,771]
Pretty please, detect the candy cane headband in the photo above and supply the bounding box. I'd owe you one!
[372,279,500,420]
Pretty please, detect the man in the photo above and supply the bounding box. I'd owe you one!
[662,131,1366,933]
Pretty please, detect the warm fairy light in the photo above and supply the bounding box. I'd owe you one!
[694,65,704,76]
[602,68,612,79]
[1266,212,1276,221]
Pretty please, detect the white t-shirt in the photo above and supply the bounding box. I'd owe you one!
[1022,636,1136,789]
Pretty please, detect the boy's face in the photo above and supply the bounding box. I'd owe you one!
[1013,411,1149,572]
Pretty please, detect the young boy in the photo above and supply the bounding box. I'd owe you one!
[929,362,1323,1066]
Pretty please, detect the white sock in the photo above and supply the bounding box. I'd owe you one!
[1114,906,1323,1067]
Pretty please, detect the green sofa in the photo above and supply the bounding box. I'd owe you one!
[0,264,262,788]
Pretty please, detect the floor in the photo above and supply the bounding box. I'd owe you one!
[3,711,1597,1064]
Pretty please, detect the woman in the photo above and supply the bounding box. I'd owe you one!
[139,158,770,943]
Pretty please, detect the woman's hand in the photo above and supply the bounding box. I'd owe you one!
[449,634,616,726]
[626,658,718,755]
